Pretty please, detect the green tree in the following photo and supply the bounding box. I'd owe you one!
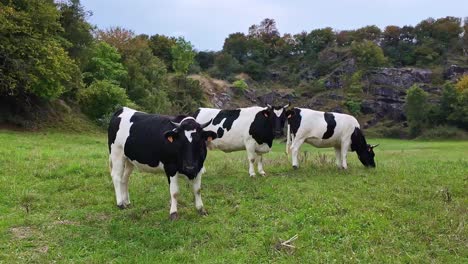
[149,34,176,70]
[195,51,216,70]
[171,37,196,75]
[78,80,130,120]
[0,0,79,99]
[351,40,387,68]
[57,0,93,66]
[212,53,241,79]
[83,42,127,85]
[405,85,428,137]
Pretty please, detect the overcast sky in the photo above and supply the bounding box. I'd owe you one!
[81,0,467,51]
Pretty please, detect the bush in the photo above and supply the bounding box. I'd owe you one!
[345,100,361,116]
[233,79,248,90]
[418,126,468,140]
[79,80,130,120]
[405,85,428,137]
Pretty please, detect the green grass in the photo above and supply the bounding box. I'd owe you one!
[0,130,467,263]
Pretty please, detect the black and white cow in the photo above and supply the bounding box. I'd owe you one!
[285,108,378,169]
[108,107,217,220]
[194,104,289,177]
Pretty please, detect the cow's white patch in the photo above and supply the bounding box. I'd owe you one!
[273,108,283,117]
[184,129,196,142]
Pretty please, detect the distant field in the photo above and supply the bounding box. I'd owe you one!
[0,131,466,263]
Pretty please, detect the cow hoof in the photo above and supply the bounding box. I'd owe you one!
[249,173,256,177]
[293,165,298,170]
[117,204,126,210]
[169,212,179,221]
[198,208,208,216]
[259,171,266,177]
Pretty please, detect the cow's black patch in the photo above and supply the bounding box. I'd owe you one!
[322,112,336,139]
[249,110,274,148]
[286,108,301,136]
[108,108,124,152]
[192,109,200,119]
[212,109,241,138]
[351,127,376,167]
[217,127,224,138]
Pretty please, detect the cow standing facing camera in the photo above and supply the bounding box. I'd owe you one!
[107,107,217,220]
[286,108,378,169]
[194,104,289,177]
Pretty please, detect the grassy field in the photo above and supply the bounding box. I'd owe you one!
[0,130,466,263]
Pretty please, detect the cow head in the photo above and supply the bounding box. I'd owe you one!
[263,103,290,138]
[357,144,379,168]
[164,117,217,177]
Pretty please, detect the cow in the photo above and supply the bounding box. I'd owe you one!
[194,104,289,177]
[285,108,378,169]
[108,107,217,220]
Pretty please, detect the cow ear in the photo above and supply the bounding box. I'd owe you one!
[202,131,217,142]
[164,130,178,143]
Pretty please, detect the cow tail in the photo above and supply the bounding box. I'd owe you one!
[286,124,291,156]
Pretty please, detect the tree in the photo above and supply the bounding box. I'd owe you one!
[354,25,381,42]
[95,26,135,55]
[195,51,216,70]
[0,0,79,99]
[78,80,130,120]
[351,40,387,68]
[149,34,176,70]
[223,32,249,63]
[171,37,196,75]
[405,85,428,137]
[83,42,127,85]
[57,0,93,66]
[305,27,335,55]
[212,53,241,79]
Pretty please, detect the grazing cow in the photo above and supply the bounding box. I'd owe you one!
[108,107,217,220]
[194,104,289,177]
[285,108,378,169]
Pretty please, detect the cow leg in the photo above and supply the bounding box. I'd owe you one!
[192,168,207,215]
[121,159,134,207]
[291,138,305,169]
[256,154,266,176]
[334,147,342,168]
[169,173,180,220]
[246,143,257,177]
[110,152,126,209]
[340,142,349,169]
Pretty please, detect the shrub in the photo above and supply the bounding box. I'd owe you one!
[345,100,361,116]
[418,125,468,140]
[79,80,130,120]
[405,85,428,137]
[455,74,468,92]
[233,79,248,90]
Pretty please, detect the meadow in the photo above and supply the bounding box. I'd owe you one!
[0,130,466,263]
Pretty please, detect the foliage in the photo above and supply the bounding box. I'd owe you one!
[233,79,248,90]
[211,53,241,79]
[57,0,94,65]
[0,0,80,99]
[171,37,196,75]
[78,80,130,120]
[405,85,428,137]
[418,125,468,140]
[167,76,205,113]
[95,26,135,55]
[196,51,216,70]
[83,42,128,85]
[149,34,176,70]
[351,41,387,68]
[455,74,468,92]
[345,100,362,116]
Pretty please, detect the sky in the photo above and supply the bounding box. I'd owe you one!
[81,0,468,51]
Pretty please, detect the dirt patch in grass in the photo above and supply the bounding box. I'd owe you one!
[10,226,36,239]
